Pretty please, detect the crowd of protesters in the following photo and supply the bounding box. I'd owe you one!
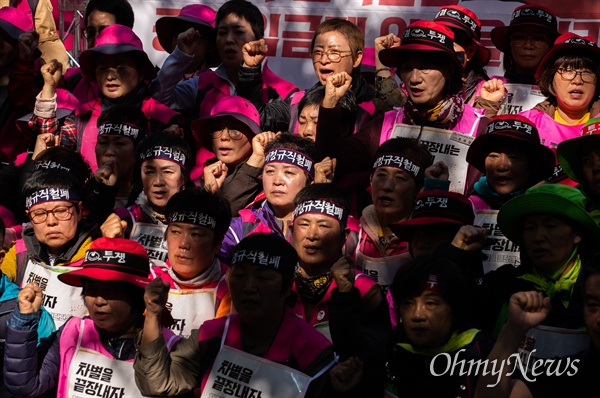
[0,0,599,397]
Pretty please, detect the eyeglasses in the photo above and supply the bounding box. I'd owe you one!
[510,34,550,48]
[27,205,76,224]
[209,126,244,140]
[311,49,353,63]
[82,25,108,40]
[557,68,597,83]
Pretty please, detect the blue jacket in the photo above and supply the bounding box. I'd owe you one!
[218,199,286,266]
[1,272,55,394]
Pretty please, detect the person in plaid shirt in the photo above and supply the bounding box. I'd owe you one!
[28,24,181,172]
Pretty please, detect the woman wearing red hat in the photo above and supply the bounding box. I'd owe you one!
[434,5,491,105]
[3,237,180,397]
[476,5,560,117]
[315,21,487,187]
[482,31,600,149]
[519,33,600,148]
[490,4,559,86]
[465,115,556,273]
[29,24,181,171]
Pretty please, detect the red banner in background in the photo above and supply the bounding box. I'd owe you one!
[54,0,600,89]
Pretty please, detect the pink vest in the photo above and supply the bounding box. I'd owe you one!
[468,195,491,211]
[76,97,179,170]
[63,67,99,105]
[378,104,485,146]
[197,310,332,392]
[519,108,600,149]
[57,316,179,397]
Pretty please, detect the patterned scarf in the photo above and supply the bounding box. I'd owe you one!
[403,93,465,128]
[294,268,333,305]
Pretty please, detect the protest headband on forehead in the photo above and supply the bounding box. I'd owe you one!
[140,146,187,171]
[25,188,79,209]
[33,160,71,173]
[231,248,295,273]
[372,153,425,181]
[264,148,315,179]
[423,274,442,293]
[98,122,142,141]
[168,210,217,229]
[293,199,348,224]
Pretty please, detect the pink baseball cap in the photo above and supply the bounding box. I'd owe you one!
[79,24,157,82]
[191,96,261,151]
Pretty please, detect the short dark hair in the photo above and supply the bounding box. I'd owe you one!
[299,85,356,115]
[34,147,92,187]
[298,86,325,115]
[389,254,474,331]
[97,104,148,147]
[216,0,264,40]
[293,183,351,230]
[22,169,83,211]
[85,0,134,28]
[165,188,232,244]
[265,134,318,185]
[373,137,434,188]
[233,233,298,290]
[537,54,600,103]
[265,134,317,160]
[135,133,194,184]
